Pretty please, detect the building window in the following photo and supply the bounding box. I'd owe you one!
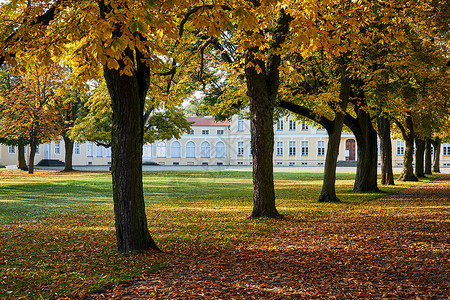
[186,141,196,158]
[74,142,80,155]
[317,162,324,166]
[202,129,209,135]
[249,143,252,156]
[201,141,211,158]
[157,141,166,158]
[215,141,226,158]
[237,161,243,165]
[96,145,103,157]
[143,144,152,158]
[301,162,308,166]
[289,119,296,131]
[237,141,244,156]
[276,162,283,166]
[301,141,309,156]
[217,129,224,135]
[237,117,244,132]
[289,162,295,166]
[276,118,284,131]
[289,141,296,156]
[8,145,15,154]
[396,141,405,156]
[443,143,450,156]
[35,145,40,155]
[302,122,308,131]
[189,129,194,135]
[276,141,283,156]
[54,142,61,155]
[86,142,93,157]
[317,141,325,156]
[105,147,111,157]
[170,141,181,158]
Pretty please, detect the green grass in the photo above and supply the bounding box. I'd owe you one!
[0,170,437,299]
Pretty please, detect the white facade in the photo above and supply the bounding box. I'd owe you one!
[1,115,450,168]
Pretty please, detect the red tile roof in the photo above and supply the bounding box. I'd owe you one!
[185,117,230,126]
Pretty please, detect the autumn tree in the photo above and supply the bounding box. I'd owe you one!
[0,65,63,174]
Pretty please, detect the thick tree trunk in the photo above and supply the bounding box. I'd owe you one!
[318,56,351,203]
[415,138,425,178]
[432,138,441,173]
[346,103,379,192]
[246,52,279,218]
[397,115,418,181]
[424,139,432,175]
[28,139,36,174]
[18,143,28,171]
[377,116,394,185]
[246,9,290,218]
[62,136,74,172]
[103,54,159,253]
[318,123,344,203]
[398,137,418,181]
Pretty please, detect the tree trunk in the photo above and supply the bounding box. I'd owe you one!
[397,115,418,181]
[246,9,290,218]
[318,56,351,202]
[424,139,432,175]
[62,136,74,172]
[432,138,441,173]
[377,116,394,185]
[18,143,28,171]
[346,102,379,192]
[28,139,36,174]
[415,138,425,178]
[319,123,344,203]
[103,51,159,253]
[246,50,279,218]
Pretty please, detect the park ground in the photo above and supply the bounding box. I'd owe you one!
[0,170,448,299]
[86,175,450,299]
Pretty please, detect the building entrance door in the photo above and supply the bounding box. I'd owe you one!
[345,139,356,161]
[43,144,51,160]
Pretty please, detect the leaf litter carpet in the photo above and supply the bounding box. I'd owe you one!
[86,176,449,299]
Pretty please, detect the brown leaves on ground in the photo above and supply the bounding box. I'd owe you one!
[86,175,450,299]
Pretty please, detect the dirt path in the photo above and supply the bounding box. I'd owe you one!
[87,176,450,299]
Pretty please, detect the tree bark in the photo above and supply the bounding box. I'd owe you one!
[377,116,394,185]
[18,143,28,171]
[98,1,158,253]
[345,101,379,192]
[424,139,432,175]
[397,116,418,181]
[415,138,425,178]
[28,138,36,174]
[62,136,74,172]
[432,137,441,173]
[318,56,351,203]
[104,60,159,253]
[246,9,290,218]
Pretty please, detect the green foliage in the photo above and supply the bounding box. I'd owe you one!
[70,81,191,146]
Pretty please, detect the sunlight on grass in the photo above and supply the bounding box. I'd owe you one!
[0,169,437,299]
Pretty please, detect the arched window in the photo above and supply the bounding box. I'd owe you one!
[157,141,166,158]
[171,141,181,158]
[186,141,196,158]
[201,141,211,158]
[215,141,226,158]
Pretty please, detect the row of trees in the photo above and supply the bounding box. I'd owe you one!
[1,0,449,253]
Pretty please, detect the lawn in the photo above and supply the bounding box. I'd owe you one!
[0,170,434,299]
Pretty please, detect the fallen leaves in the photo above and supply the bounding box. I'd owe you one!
[87,175,450,299]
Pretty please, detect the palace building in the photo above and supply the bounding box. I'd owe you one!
[1,115,450,168]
